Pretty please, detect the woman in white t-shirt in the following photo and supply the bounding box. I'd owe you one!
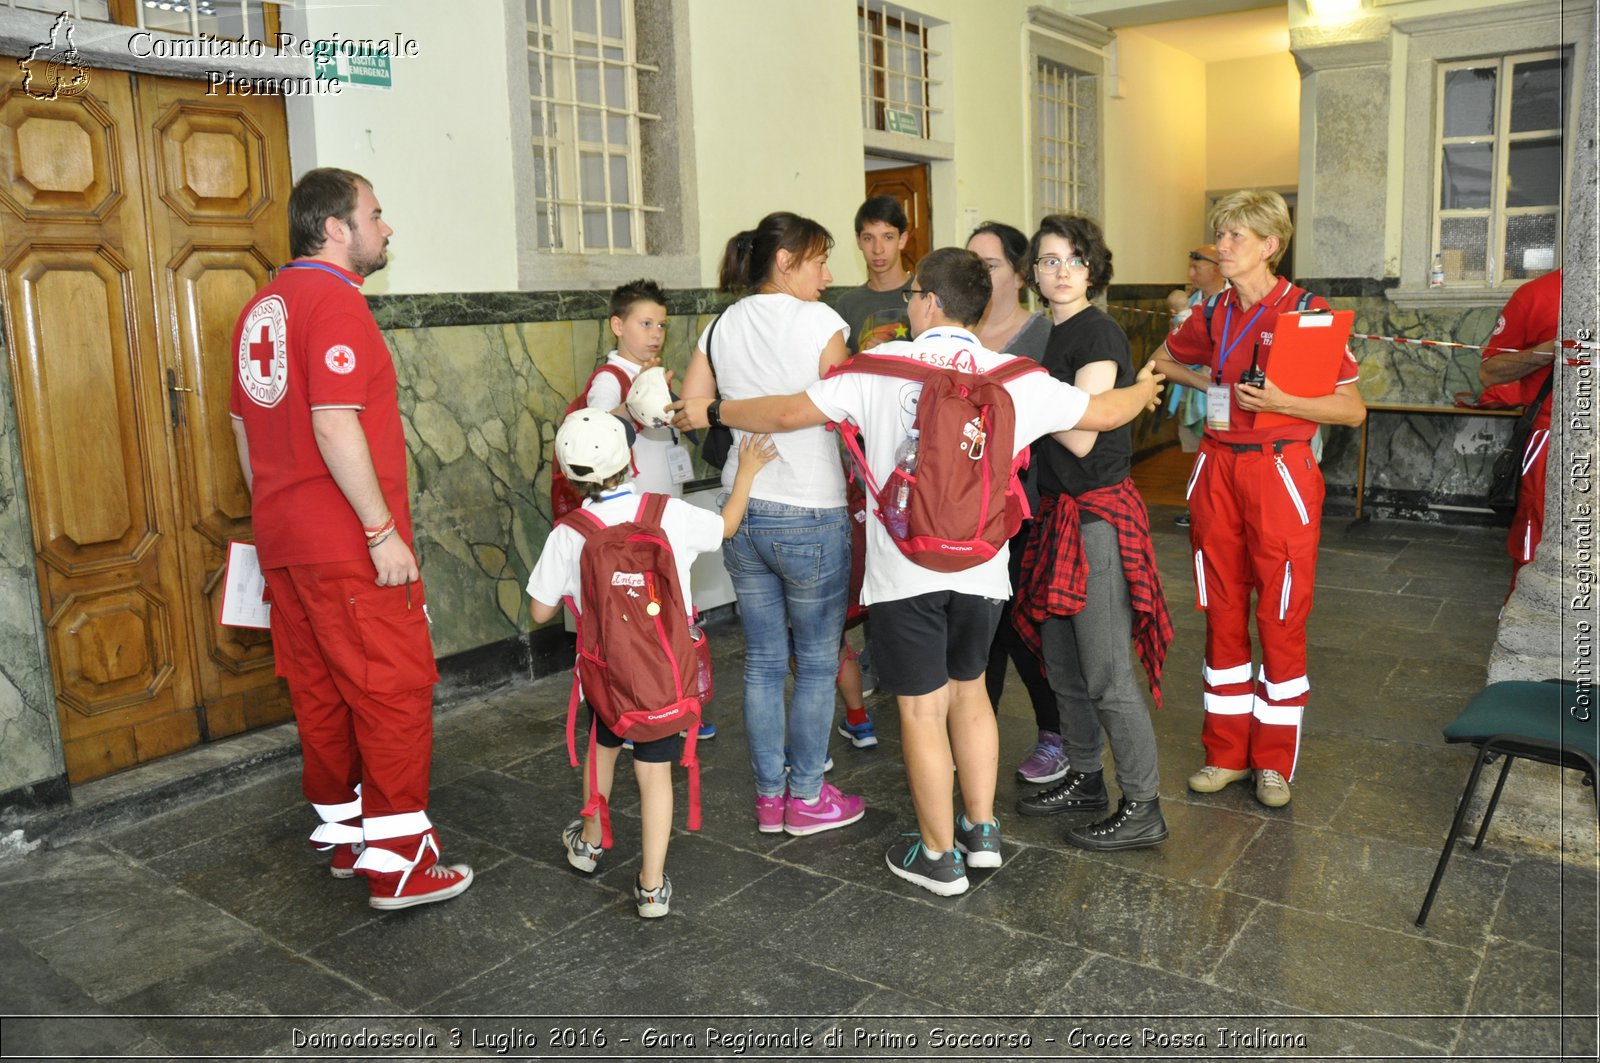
[679,212,865,837]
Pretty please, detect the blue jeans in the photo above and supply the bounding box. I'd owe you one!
[722,499,850,801]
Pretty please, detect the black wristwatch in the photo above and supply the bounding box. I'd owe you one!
[706,399,725,429]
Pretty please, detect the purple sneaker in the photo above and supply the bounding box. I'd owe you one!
[1016,730,1068,784]
[784,782,865,836]
[755,793,785,834]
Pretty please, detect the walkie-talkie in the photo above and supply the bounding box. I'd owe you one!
[1238,342,1266,388]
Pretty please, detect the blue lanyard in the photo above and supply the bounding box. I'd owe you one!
[281,261,358,287]
[1214,280,1284,383]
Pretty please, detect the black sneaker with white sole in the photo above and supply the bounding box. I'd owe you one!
[885,835,969,896]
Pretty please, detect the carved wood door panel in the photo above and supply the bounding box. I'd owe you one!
[0,68,291,782]
[864,164,930,274]
[135,75,292,743]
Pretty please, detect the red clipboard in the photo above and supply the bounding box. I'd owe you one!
[1254,309,1354,429]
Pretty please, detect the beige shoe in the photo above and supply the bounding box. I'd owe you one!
[1187,765,1251,793]
[1255,769,1292,808]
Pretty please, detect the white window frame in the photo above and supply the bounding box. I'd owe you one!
[526,0,659,255]
[1386,0,1582,309]
[1431,49,1568,288]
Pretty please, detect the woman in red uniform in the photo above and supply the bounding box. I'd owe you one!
[1150,190,1366,808]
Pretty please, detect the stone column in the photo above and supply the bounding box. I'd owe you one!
[1490,10,1599,682]
[1480,13,1597,857]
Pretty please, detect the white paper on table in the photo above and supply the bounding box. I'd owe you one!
[219,540,271,629]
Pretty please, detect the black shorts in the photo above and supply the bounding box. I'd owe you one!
[589,708,682,764]
[869,591,1005,698]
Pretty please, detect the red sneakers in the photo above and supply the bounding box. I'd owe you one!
[327,842,363,879]
[367,861,474,911]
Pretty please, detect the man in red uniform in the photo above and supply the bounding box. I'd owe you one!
[1151,190,1366,809]
[1479,269,1561,586]
[229,168,472,911]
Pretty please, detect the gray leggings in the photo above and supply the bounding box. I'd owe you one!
[1039,518,1160,802]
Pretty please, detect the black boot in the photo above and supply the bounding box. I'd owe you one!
[1016,769,1108,817]
[1065,797,1168,851]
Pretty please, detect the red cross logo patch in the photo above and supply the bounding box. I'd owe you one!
[324,345,356,375]
[237,296,288,408]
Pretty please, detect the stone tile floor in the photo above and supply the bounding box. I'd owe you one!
[1,508,1596,1061]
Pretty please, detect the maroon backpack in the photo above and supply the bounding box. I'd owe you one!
[831,350,1046,573]
[552,364,633,519]
[559,493,707,843]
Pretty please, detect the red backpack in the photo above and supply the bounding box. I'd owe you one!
[831,351,1046,573]
[552,364,633,519]
[558,493,708,844]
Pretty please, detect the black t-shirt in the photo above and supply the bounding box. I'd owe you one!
[1034,305,1134,502]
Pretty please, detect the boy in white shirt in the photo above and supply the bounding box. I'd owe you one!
[669,248,1162,896]
[583,280,695,498]
[526,410,774,916]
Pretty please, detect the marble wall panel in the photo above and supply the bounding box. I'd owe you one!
[385,309,724,660]
[1320,294,1513,505]
[0,336,64,798]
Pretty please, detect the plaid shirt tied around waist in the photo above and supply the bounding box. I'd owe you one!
[1013,478,1174,708]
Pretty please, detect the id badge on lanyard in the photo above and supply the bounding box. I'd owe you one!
[1206,385,1232,432]
[666,444,694,484]
[1207,295,1270,434]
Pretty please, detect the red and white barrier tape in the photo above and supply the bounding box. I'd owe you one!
[1107,303,1596,360]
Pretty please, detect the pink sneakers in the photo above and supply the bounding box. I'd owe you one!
[755,794,786,834]
[783,782,865,836]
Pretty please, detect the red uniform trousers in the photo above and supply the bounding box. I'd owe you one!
[1187,437,1324,779]
[1509,426,1549,583]
[264,558,441,870]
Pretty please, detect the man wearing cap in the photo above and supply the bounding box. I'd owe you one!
[229,168,471,911]
[1168,245,1228,527]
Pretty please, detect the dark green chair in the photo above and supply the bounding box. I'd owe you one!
[1417,680,1597,928]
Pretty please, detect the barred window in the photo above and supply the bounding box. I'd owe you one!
[1034,56,1087,216]
[858,3,939,138]
[527,0,657,253]
[1433,49,1569,286]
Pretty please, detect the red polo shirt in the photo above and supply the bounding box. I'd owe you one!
[228,260,411,567]
[1480,270,1561,430]
[1166,277,1360,445]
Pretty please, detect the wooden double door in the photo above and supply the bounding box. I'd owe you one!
[0,68,294,782]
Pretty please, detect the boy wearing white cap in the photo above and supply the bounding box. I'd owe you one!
[527,410,774,916]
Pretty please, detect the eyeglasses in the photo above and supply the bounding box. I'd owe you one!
[1034,256,1088,274]
[901,287,934,304]
[1188,251,1218,264]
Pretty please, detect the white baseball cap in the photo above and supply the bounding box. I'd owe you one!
[555,409,633,483]
[624,365,673,429]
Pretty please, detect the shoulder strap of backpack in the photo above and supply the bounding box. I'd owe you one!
[636,492,669,527]
[826,351,936,383]
[1294,288,1316,312]
[557,506,606,540]
[984,356,1049,384]
[595,363,633,399]
[1202,290,1227,342]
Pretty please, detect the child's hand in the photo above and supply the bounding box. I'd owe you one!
[739,433,779,471]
